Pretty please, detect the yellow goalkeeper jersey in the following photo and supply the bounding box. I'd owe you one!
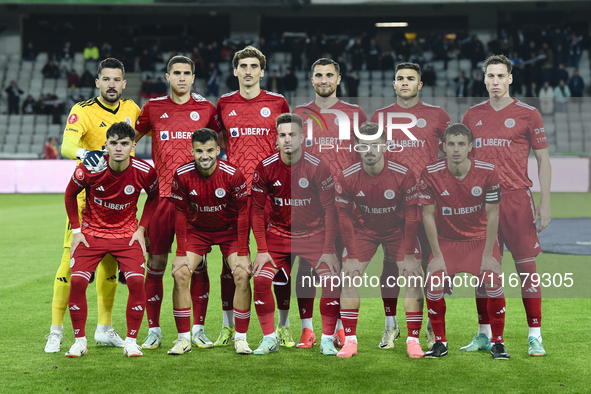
[62,97,140,159]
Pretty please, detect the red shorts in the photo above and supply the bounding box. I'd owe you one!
[430,237,502,276]
[354,230,405,263]
[187,226,239,257]
[71,235,145,276]
[146,197,175,255]
[264,232,326,280]
[498,188,542,261]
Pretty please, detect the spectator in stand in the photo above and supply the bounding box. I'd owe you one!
[527,82,539,98]
[408,51,425,69]
[454,71,470,98]
[22,94,37,115]
[149,44,164,70]
[44,137,59,159]
[83,42,99,62]
[367,38,380,71]
[67,69,80,88]
[539,43,554,66]
[554,79,571,112]
[554,44,568,67]
[61,41,72,62]
[539,62,555,87]
[153,77,167,96]
[487,35,501,55]
[206,63,220,98]
[5,80,24,114]
[100,42,113,60]
[306,36,324,70]
[191,46,206,78]
[42,59,60,79]
[346,71,360,97]
[266,70,283,94]
[350,38,365,71]
[422,65,437,87]
[471,72,486,97]
[539,81,554,114]
[512,63,525,96]
[283,67,298,104]
[567,34,582,68]
[140,76,155,99]
[568,69,585,98]
[60,65,70,79]
[80,69,94,88]
[381,51,394,71]
[291,37,305,71]
[551,27,567,51]
[23,42,37,61]
[555,63,569,87]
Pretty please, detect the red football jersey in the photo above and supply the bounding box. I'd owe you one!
[419,158,501,241]
[461,99,548,191]
[294,99,367,176]
[335,160,418,235]
[251,152,336,248]
[216,90,289,188]
[171,159,248,232]
[65,156,159,239]
[370,101,451,181]
[136,93,222,197]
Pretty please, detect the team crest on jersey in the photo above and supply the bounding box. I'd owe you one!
[335,182,342,194]
[299,178,309,188]
[260,107,271,118]
[471,186,483,196]
[125,117,131,125]
[70,258,75,268]
[416,118,427,128]
[124,185,135,195]
[160,131,169,140]
[75,168,84,181]
[474,138,482,148]
[253,172,259,182]
[504,118,516,128]
[384,189,395,200]
[230,127,239,138]
[190,111,200,121]
[215,188,226,198]
[68,114,78,124]
[172,180,179,190]
[419,179,427,190]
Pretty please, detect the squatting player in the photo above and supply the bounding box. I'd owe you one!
[371,62,451,350]
[293,57,367,349]
[250,113,341,355]
[420,123,508,360]
[335,122,424,359]
[461,54,551,356]
[135,56,222,350]
[64,122,159,358]
[216,46,290,347]
[167,129,252,355]
[45,58,140,353]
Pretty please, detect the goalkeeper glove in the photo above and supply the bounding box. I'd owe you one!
[76,148,108,172]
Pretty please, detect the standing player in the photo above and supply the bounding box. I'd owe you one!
[335,122,424,358]
[45,58,140,353]
[64,122,159,357]
[461,55,551,356]
[216,46,291,347]
[370,62,452,350]
[293,57,367,349]
[135,56,222,350]
[420,124,508,360]
[167,128,253,355]
[250,113,341,355]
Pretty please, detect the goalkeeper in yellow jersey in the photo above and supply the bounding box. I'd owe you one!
[45,58,141,353]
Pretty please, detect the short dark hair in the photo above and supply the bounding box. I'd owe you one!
[356,122,385,143]
[395,62,421,79]
[106,122,135,141]
[167,55,195,75]
[482,54,512,75]
[97,58,125,78]
[443,123,473,143]
[192,128,218,146]
[311,58,340,76]
[276,113,303,133]
[233,46,266,70]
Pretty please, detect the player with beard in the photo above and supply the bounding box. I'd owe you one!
[250,113,340,355]
[293,58,367,349]
[45,58,140,353]
[135,56,222,351]
[370,63,452,350]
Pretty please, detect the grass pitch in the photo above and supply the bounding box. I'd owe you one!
[0,192,590,393]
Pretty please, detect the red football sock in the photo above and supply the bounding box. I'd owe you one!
[340,309,359,337]
[234,308,251,335]
[173,308,191,334]
[476,295,490,325]
[486,286,506,343]
[145,267,165,328]
[253,268,276,336]
[319,273,340,336]
[515,259,542,327]
[126,276,146,338]
[220,261,235,311]
[190,266,210,326]
[69,272,91,338]
[296,258,316,319]
[426,271,447,342]
[406,311,424,339]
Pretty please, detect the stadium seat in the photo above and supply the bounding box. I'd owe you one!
[370,70,382,81]
[383,70,394,81]
[459,59,472,74]
[16,142,30,154]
